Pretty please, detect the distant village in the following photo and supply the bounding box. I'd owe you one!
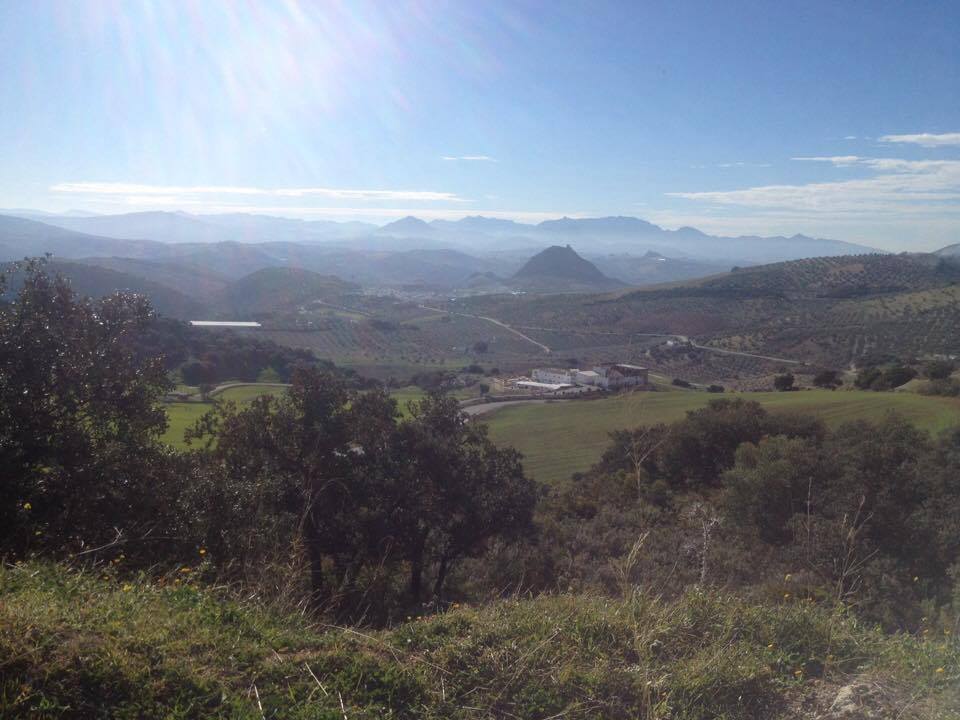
[507,363,650,394]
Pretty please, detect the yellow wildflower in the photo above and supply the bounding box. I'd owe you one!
[22,502,32,511]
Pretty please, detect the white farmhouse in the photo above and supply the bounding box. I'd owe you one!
[593,363,649,389]
[574,369,600,385]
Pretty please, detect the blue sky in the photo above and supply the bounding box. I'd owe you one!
[1,0,958,250]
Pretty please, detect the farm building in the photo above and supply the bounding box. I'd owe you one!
[530,363,649,390]
[516,380,572,393]
[532,367,576,384]
[574,369,600,385]
[594,363,649,389]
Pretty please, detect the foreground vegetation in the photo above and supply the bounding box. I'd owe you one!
[484,388,960,484]
[3,561,957,719]
[4,261,960,717]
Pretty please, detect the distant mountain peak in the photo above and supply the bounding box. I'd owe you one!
[379,216,434,234]
[514,245,612,283]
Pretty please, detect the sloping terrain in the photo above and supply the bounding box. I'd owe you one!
[456,253,960,369]
[0,214,168,260]
[215,267,360,316]
[2,260,203,318]
[3,562,955,719]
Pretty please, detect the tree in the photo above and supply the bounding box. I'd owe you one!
[723,436,826,544]
[391,394,537,603]
[813,370,841,389]
[192,380,537,610]
[882,365,917,389]
[925,360,955,380]
[855,366,883,390]
[473,340,489,354]
[773,373,795,392]
[0,260,173,557]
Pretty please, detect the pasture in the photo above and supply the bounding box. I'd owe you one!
[482,388,960,486]
[162,384,429,447]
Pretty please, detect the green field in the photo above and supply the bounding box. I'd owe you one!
[162,385,430,446]
[482,389,960,486]
[211,384,289,402]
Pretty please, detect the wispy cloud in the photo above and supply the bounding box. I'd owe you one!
[880,132,960,147]
[689,161,772,169]
[670,156,960,213]
[51,182,465,203]
[792,155,863,166]
[441,155,497,162]
[716,161,772,168]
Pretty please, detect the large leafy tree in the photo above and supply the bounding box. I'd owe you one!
[391,393,537,603]
[0,260,172,555]
[195,380,537,609]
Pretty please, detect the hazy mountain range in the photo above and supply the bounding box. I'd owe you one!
[0,210,912,313]
[2,209,878,264]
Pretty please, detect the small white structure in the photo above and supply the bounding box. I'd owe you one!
[574,369,600,386]
[190,320,262,328]
[516,380,571,393]
[532,367,576,384]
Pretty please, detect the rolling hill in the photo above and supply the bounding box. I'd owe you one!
[216,267,360,317]
[2,260,203,318]
[455,252,960,371]
[0,214,168,260]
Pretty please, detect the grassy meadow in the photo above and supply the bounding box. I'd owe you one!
[162,384,431,447]
[163,383,960,484]
[4,561,956,719]
[483,388,960,485]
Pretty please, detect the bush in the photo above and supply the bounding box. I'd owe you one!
[925,359,956,380]
[813,369,842,389]
[672,378,692,388]
[773,373,795,391]
[856,365,917,391]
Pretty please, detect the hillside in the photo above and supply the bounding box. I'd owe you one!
[217,266,360,316]
[36,210,239,244]
[512,245,625,292]
[4,562,955,719]
[590,250,733,285]
[72,256,232,299]
[455,252,960,371]
[2,260,202,318]
[0,214,167,260]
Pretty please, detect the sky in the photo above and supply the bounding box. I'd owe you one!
[1,0,958,251]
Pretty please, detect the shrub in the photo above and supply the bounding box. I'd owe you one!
[925,359,955,380]
[774,373,795,391]
[813,369,842,389]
